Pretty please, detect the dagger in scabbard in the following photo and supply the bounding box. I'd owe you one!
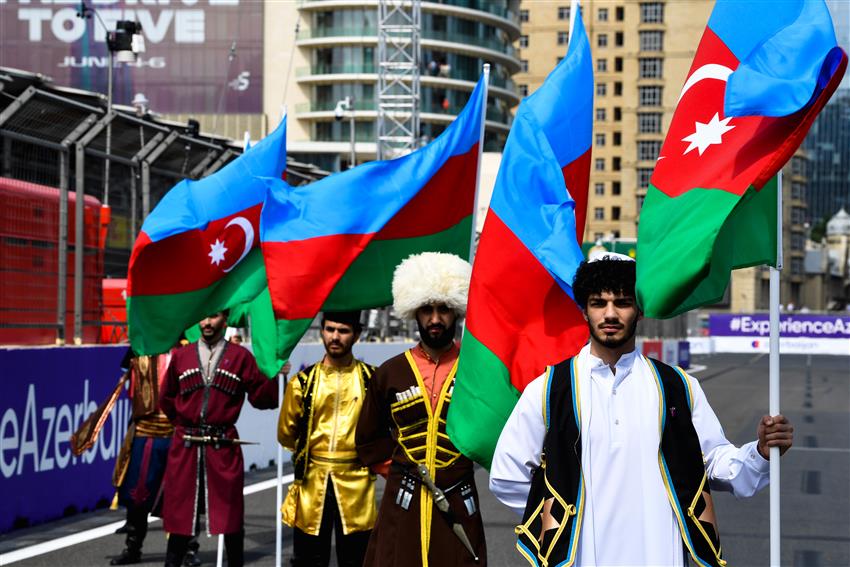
[416,464,479,562]
[183,435,259,448]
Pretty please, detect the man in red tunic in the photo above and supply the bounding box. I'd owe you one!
[159,310,279,567]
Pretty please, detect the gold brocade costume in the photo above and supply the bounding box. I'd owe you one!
[112,354,174,488]
[278,361,377,535]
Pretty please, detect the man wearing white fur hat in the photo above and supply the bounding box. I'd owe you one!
[356,252,486,566]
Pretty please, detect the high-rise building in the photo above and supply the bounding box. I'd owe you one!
[804,94,850,224]
[266,0,521,171]
[515,0,712,242]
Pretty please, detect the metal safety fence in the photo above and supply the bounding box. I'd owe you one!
[0,67,329,346]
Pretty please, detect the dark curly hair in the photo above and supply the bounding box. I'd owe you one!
[572,258,636,309]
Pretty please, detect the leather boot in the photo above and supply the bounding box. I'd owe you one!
[110,531,142,565]
[111,507,148,565]
[182,550,202,567]
[164,550,185,567]
[165,534,190,567]
[183,535,201,566]
[110,547,141,566]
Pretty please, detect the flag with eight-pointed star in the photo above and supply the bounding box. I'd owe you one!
[636,0,846,318]
[127,118,287,358]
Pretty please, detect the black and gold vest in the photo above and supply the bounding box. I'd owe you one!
[515,356,725,567]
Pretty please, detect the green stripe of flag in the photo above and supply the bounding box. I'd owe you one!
[448,330,518,470]
[324,216,473,309]
[128,248,267,355]
[274,216,474,365]
[636,178,777,318]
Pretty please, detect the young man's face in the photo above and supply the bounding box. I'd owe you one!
[199,312,228,342]
[321,320,359,359]
[415,303,457,349]
[583,291,641,349]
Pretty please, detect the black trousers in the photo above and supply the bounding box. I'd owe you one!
[166,529,240,567]
[292,479,370,567]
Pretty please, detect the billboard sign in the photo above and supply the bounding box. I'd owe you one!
[0,0,263,113]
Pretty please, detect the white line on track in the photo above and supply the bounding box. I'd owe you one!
[0,473,295,565]
[792,446,850,453]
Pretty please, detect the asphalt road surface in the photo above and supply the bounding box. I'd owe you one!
[1,354,847,567]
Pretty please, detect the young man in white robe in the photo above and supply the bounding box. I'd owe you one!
[489,254,793,567]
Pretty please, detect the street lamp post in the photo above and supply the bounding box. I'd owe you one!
[77,3,145,205]
[75,2,144,344]
[334,96,356,168]
[104,20,145,206]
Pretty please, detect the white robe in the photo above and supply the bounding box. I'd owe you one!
[489,345,770,566]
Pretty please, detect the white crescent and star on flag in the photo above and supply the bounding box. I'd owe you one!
[658,63,736,161]
[207,216,256,272]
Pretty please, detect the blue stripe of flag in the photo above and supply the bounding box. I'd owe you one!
[260,75,486,244]
[141,116,288,243]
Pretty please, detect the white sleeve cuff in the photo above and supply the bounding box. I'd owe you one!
[743,440,770,475]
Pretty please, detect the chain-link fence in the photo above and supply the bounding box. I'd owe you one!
[0,67,329,346]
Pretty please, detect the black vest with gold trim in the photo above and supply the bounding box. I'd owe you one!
[515,356,725,567]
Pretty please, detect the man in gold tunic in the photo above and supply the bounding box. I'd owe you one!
[278,311,377,567]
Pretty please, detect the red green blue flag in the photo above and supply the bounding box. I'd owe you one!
[260,75,488,359]
[636,0,847,318]
[127,118,287,357]
[448,11,593,469]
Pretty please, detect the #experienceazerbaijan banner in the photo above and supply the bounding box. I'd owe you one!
[0,0,263,113]
[0,346,128,534]
[709,314,850,339]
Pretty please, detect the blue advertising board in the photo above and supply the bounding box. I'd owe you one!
[0,345,129,534]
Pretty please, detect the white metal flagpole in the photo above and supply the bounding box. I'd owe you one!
[276,372,284,567]
[468,63,490,264]
[275,108,287,567]
[769,171,784,566]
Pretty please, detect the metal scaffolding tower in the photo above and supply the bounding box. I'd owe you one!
[376,0,421,160]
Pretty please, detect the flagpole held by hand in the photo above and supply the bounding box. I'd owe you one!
[769,172,783,566]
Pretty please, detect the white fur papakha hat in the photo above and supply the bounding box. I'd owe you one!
[391,252,472,320]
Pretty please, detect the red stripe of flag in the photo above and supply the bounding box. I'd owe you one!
[128,203,262,297]
[376,145,477,240]
[563,149,591,242]
[263,234,369,319]
[466,210,589,392]
[262,144,478,320]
